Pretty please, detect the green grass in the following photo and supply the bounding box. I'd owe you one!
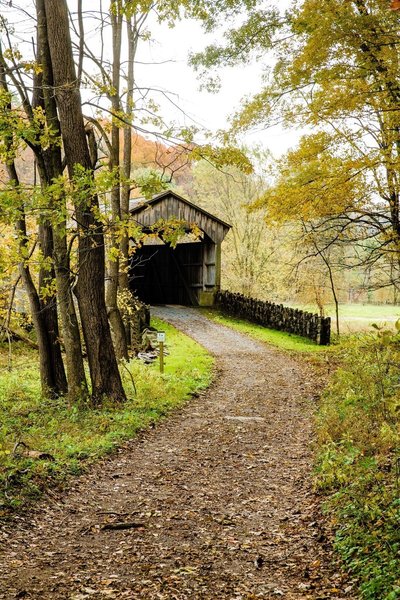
[201,308,329,353]
[150,317,212,376]
[334,304,400,319]
[288,302,400,333]
[0,318,214,515]
[288,302,400,319]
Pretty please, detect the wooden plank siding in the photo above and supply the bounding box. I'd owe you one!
[129,191,231,306]
[129,191,230,244]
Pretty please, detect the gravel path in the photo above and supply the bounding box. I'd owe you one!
[0,307,352,599]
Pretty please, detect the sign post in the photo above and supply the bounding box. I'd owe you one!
[157,332,166,373]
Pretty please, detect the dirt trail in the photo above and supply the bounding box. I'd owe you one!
[0,307,352,599]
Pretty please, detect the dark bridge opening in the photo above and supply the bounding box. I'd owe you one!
[130,241,204,306]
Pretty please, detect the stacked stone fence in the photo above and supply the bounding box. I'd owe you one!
[216,290,331,345]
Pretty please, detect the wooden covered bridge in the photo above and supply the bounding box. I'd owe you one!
[129,191,231,306]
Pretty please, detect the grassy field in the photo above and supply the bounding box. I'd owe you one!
[288,302,400,333]
[0,317,214,515]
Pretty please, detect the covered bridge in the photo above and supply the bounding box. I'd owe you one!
[129,190,231,306]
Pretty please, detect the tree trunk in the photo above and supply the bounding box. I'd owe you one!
[120,14,136,293]
[105,5,128,360]
[38,222,68,394]
[43,0,126,404]
[0,53,66,397]
[9,165,63,395]
[318,245,340,337]
[119,14,141,350]
[52,226,89,400]
[35,0,88,400]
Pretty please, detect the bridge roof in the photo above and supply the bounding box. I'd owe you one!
[129,190,231,244]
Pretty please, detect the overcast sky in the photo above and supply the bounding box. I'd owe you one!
[132,7,300,157]
[3,0,300,157]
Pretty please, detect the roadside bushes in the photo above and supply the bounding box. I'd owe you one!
[315,328,400,599]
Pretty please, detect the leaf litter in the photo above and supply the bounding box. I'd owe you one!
[0,307,355,599]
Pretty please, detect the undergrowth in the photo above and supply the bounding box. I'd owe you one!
[0,317,213,516]
[315,327,400,599]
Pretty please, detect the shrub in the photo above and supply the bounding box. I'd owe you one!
[315,329,400,599]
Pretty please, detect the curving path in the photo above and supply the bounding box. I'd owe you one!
[0,307,352,599]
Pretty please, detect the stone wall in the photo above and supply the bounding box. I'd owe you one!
[216,291,331,345]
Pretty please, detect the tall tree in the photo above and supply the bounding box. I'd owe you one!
[35,0,87,398]
[192,0,400,288]
[0,40,68,397]
[1,2,88,400]
[43,0,126,404]
[105,2,128,360]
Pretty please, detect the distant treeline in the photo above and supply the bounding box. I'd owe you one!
[216,290,331,345]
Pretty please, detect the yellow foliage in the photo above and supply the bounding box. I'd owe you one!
[256,132,366,223]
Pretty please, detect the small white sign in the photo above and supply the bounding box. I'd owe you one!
[157,332,166,343]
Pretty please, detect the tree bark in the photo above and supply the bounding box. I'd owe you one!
[105,4,128,360]
[43,0,126,404]
[120,13,137,293]
[36,0,88,400]
[119,12,145,350]
[37,222,68,394]
[0,52,66,397]
[8,165,64,395]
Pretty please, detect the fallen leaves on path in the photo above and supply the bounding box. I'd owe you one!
[0,308,355,599]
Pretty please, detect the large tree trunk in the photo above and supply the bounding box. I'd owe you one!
[36,0,88,401]
[43,0,126,404]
